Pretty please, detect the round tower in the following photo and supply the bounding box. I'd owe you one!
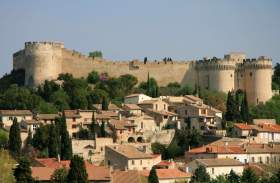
[24,41,64,86]
[244,57,272,105]
[196,59,236,93]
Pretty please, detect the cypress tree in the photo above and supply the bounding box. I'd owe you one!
[225,91,235,121]
[148,166,159,183]
[101,97,109,110]
[48,124,59,158]
[13,157,34,183]
[59,116,72,160]
[240,92,250,122]
[9,118,21,157]
[234,92,241,121]
[67,155,88,183]
[25,128,33,147]
[89,112,96,140]
[100,121,106,137]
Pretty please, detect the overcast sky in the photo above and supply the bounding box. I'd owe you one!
[0,0,279,76]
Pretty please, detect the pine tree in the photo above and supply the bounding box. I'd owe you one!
[89,112,96,140]
[148,166,159,183]
[241,168,258,183]
[13,157,34,183]
[269,169,280,183]
[100,121,106,137]
[240,92,250,122]
[59,116,72,160]
[9,118,22,157]
[227,169,240,183]
[190,165,210,183]
[67,155,88,183]
[48,124,59,158]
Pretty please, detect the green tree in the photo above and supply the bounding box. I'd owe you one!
[67,155,88,183]
[269,169,280,183]
[241,168,258,183]
[100,121,106,137]
[227,169,240,183]
[190,165,210,183]
[177,84,194,95]
[89,112,96,140]
[32,125,49,151]
[59,116,72,160]
[37,80,60,101]
[87,70,99,84]
[101,97,109,110]
[13,157,34,183]
[0,116,3,128]
[211,175,228,183]
[89,51,103,58]
[49,89,70,111]
[8,118,21,157]
[0,129,8,148]
[51,168,68,183]
[148,166,159,183]
[225,91,235,121]
[0,69,25,92]
[48,124,59,158]
[25,129,33,148]
[272,63,280,89]
[240,92,250,122]
[151,143,168,160]
[77,127,90,140]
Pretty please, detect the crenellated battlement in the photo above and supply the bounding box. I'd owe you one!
[12,41,273,105]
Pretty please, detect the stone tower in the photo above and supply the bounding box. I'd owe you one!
[22,42,64,86]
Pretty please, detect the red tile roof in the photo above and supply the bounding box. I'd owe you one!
[188,145,245,154]
[31,167,55,181]
[234,123,254,130]
[141,169,191,179]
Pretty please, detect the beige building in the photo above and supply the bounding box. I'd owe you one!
[124,94,152,104]
[34,113,59,124]
[105,145,161,171]
[187,158,244,178]
[0,110,33,127]
[186,142,280,165]
[233,121,280,143]
[138,99,169,112]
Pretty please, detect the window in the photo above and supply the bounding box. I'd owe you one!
[266,157,269,164]
[251,157,255,163]
[244,159,247,163]
[73,118,76,122]
[101,147,103,151]
[259,157,262,163]
[212,168,214,174]
[230,74,233,78]
[108,160,111,166]
[132,160,135,165]
[185,110,188,115]
[120,130,123,134]
[72,124,77,129]
[250,72,253,77]
[140,160,142,165]
[155,104,158,110]
[164,104,166,110]
[141,122,144,129]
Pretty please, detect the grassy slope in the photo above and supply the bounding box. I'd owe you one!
[0,150,16,183]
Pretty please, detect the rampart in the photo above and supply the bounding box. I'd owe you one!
[13,41,273,105]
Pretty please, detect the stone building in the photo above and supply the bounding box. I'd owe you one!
[13,41,273,105]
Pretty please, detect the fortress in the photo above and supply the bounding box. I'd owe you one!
[13,41,273,105]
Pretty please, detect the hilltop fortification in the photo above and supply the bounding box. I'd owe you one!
[13,41,273,105]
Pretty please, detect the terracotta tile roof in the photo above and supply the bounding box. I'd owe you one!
[86,164,110,181]
[123,104,142,110]
[109,119,136,130]
[23,119,41,124]
[234,123,254,130]
[141,169,191,179]
[93,103,121,111]
[33,158,110,181]
[139,99,159,104]
[36,113,59,120]
[195,158,244,167]
[188,145,245,154]
[108,145,154,159]
[146,109,177,116]
[112,170,141,183]
[254,123,280,133]
[63,110,81,118]
[0,110,32,116]
[32,167,55,181]
[184,95,203,103]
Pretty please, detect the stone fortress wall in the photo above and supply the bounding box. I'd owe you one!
[13,41,273,105]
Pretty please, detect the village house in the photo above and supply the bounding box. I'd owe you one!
[186,141,280,165]
[34,113,60,124]
[187,158,244,178]
[72,138,114,163]
[31,158,111,182]
[233,120,280,143]
[124,93,152,104]
[138,99,169,112]
[122,104,142,116]
[105,145,161,171]
[0,110,33,127]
